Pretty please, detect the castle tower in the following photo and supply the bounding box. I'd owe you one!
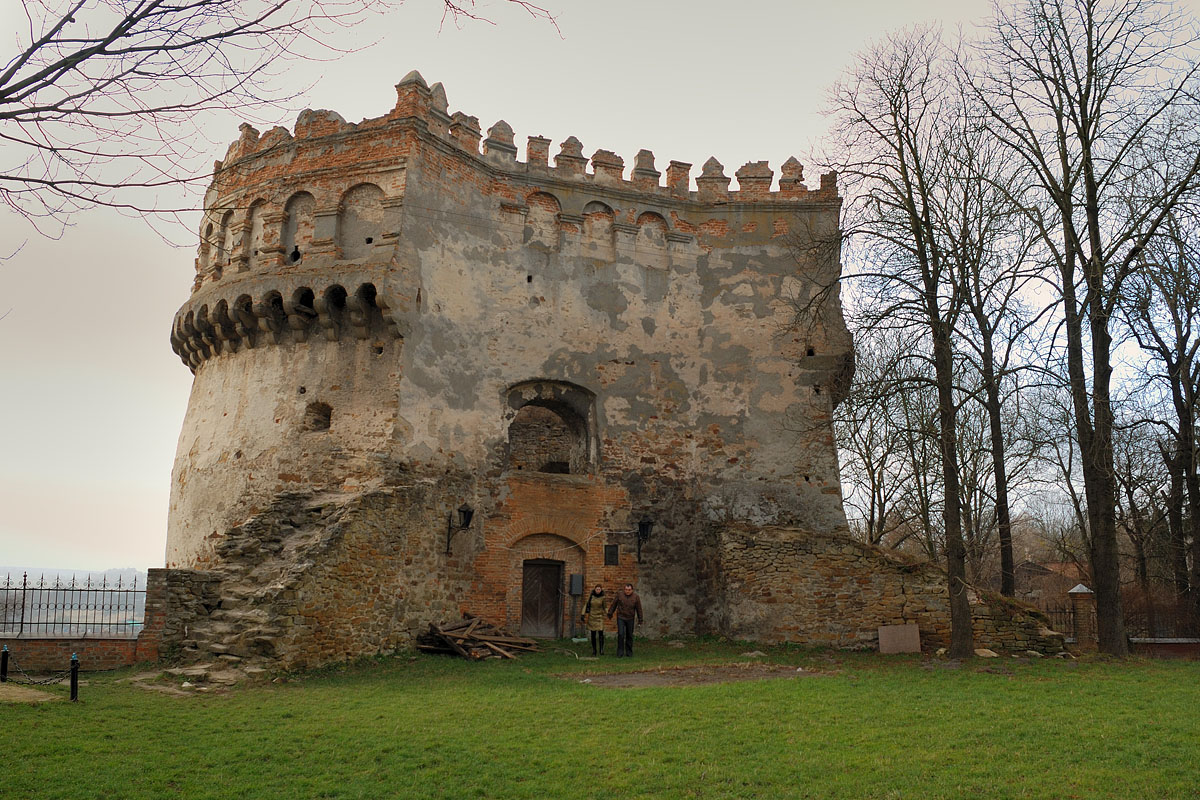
[166,72,854,666]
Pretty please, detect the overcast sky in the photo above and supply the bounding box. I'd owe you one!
[2,0,1196,573]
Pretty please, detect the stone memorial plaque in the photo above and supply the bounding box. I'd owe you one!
[878,623,921,654]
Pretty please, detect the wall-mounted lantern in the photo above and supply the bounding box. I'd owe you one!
[445,502,475,554]
[636,516,653,563]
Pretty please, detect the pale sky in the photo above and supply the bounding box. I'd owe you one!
[2,0,1195,572]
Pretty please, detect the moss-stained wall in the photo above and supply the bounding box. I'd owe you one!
[700,525,1065,654]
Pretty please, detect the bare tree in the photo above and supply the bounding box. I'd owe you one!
[0,0,554,231]
[972,0,1200,654]
[836,325,952,556]
[836,328,916,547]
[945,121,1049,596]
[826,25,975,657]
[1122,203,1200,614]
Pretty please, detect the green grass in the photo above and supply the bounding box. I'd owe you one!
[3,640,1198,799]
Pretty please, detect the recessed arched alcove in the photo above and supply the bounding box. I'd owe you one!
[504,380,597,474]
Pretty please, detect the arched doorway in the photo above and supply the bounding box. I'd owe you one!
[520,558,564,638]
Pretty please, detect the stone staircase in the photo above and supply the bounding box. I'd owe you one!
[171,491,350,670]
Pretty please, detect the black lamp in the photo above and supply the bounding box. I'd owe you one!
[636,516,653,563]
[445,502,474,554]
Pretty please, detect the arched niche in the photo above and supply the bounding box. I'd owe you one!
[217,210,235,266]
[282,191,316,264]
[504,380,598,474]
[199,222,214,274]
[246,200,268,270]
[635,211,669,270]
[582,200,615,259]
[524,191,561,250]
[636,211,668,245]
[338,183,385,261]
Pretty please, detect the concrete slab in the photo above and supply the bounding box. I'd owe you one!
[878,623,921,654]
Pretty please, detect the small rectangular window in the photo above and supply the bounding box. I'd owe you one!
[604,544,619,566]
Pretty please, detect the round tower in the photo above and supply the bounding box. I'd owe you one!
[166,71,853,665]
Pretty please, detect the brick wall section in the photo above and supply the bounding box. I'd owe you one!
[1,638,139,672]
[507,406,582,474]
[702,525,1065,654]
[472,474,636,636]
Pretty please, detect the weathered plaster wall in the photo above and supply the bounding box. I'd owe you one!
[168,334,404,566]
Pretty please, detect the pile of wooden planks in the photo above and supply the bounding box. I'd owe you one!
[416,616,540,660]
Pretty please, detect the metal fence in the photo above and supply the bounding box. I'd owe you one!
[1123,601,1200,639]
[1040,601,1198,641]
[1042,605,1073,637]
[0,573,146,638]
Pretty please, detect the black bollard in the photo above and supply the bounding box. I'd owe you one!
[1,645,7,682]
[70,653,79,702]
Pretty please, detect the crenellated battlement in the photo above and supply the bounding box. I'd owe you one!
[188,71,842,315]
[210,70,837,208]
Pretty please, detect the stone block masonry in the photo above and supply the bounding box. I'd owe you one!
[701,525,1064,654]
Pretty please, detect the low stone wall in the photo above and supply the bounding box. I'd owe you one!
[700,525,1064,654]
[150,505,1064,672]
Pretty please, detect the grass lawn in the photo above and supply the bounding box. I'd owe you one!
[3,640,1197,799]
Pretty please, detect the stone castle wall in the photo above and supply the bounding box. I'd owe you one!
[701,526,1064,654]
[157,503,1063,671]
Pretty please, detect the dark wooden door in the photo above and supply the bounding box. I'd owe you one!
[520,560,563,638]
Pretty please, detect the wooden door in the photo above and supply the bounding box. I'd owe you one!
[520,560,563,638]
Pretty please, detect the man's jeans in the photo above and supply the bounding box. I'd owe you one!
[616,617,635,657]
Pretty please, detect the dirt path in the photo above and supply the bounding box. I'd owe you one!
[0,682,61,703]
[573,662,828,688]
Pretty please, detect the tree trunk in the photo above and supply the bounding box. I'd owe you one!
[979,332,1015,596]
[1059,236,1128,655]
[1179,414,1200,618]
[932,320,974,658]
[1084,302,1128,656]
[1162,452,1189,599]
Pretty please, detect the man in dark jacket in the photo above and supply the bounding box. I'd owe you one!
[607,582,644,657]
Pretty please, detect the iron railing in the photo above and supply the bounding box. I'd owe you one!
[1040,601,1198,641]
[1123,600,1200,639]
[0,572,146,638]
[1042,605,1076,637]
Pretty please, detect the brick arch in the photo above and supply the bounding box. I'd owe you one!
[503,532,587,634]
[504,515,591,549]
